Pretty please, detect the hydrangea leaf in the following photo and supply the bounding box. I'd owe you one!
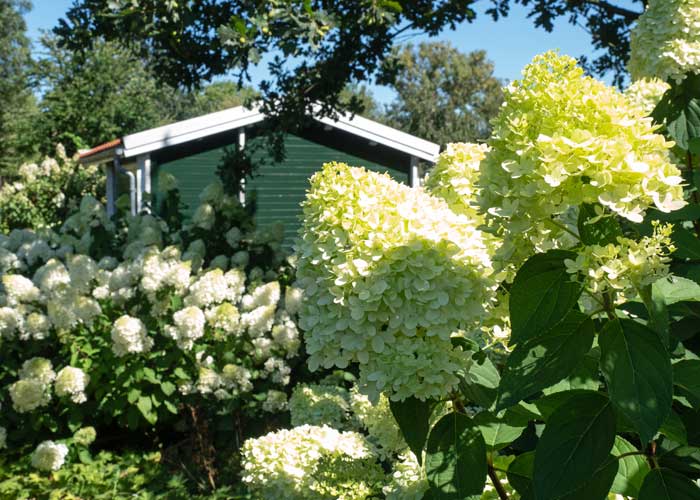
[389,397,435,465]
[497,310,595,410]
[638,468,700,500]
[509,250,582,344]
[533,391,616,499]
[425,412,487,499]
[611,436,651,498]
[577,203,623,246]
[599,319,673,444]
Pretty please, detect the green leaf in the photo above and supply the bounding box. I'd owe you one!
[127,388,141,404]
[460,354,500,409]
[533,391,616,500]
[510,250,582,344]
[661,410,688,445]
[638,468,700,500]
[160,381,176,396]
[653,74,700,152]
[497,311,595,410]
[136,396,157,425]
[473,411,526,451]
[639,281,670,347]
[674,360,700,406]
[557,457,618,500]
[672,228,700,260]
[653,276,700,305]
[389,397,435,465]
[578,203,622,245]
[425,412,487,499]
[611,436,651,498]
[647,205,700,222]
[658,442,700,478]
[507,452,535,500]
[542,347,600,395]
[599,319,673,444]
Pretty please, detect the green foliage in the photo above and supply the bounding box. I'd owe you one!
[638,468,700,499]
[425,412,487,499]
[382,42,503,145]
[0,146,104,232]
[388,397,434,465]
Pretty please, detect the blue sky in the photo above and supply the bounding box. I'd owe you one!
[24,0,637,104]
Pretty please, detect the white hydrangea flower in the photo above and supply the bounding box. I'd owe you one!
[2,274,41,305]
[158,171,178,192]
[0,248,21,274]
[19,357,56,384]
[22,312,51,340]
[241,304,276,338]
[72,296,102,325]
[205,302,242,335]
[251,337,274,361]
[199,180,224,204]
[55,366,90,404]
[289,384,350,428]
[67,254,98,293]
[9,378,51,413]
[33,259,71,296]
[383,452,429,500]
[185,268,243,308]
[31,441,69,472]
[17,238,53,267]
[221,364,253,393]
[629,0,700,83]
[624,78,671,116]
[271,311,301,358]
[350,388,406,457]
[263,357,291,385]
[166,306,205,350]
[140,247,191,297]
[192,203,216,230]
[111,315,154,356]
[262,390,288,413]
[284,286,303,316]
[241,281,281,311]
[196,366,223,395]
[240,425,384,500]
[298,162,495,401]
[0,307,21,339]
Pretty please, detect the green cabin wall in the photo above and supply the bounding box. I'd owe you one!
[153,132,410,247]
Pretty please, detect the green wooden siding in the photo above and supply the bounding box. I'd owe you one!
[154,132,409,247]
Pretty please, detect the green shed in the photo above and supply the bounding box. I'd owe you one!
[78,106,440,245]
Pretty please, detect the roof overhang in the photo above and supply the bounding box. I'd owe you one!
[79,105,440,164]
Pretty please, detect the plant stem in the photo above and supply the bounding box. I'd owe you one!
[615,450,647,460]
[546,217,581,241]
[488,465,510,500]
[602,293,617,321]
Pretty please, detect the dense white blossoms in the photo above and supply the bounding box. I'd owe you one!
[382,452,429,500]
[166,306,206,350]
[55,366,90,404]
[349,389,406,458]
[20,357,56,384]
[424,142,490,222]
[31,440,69,472]
[565,222,676,303]
[2,274,40,305]
[624,78,671,116]
[479,52,685,274]
[240,425,384,500]
[9,378,51,413]
[629,0,700,83]
[297,162,496,401]
[111,315,154,356]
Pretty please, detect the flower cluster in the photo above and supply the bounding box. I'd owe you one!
[624,78,671,116]
[55,367,90,404]
[240,425,385,500]
[349,389,407,458]
[565,222,676,304]
[424,142,490,222]
[297,162,496,401]
[289,383,351,428]
[31,440,69,472]
[382,452,429,500]
[628,0,700,83]
[478,52,685,273]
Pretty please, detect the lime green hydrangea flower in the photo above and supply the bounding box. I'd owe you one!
[624,78,671,116]
[565,222,675,305]
[424,142,490,221]
[297,163,496,401]
[628,0,700,83]
[479,52,684,274]
[240,425,385,500]
[349,388,406,458]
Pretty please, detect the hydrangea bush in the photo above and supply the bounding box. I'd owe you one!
[0,177,304,475]
[290,44,700,499]
[0,145,104,233]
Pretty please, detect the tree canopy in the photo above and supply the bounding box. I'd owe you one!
[54,0,644,129]
[383,42,503,146]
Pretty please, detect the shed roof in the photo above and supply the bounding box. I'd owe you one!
[79,105,440,163]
